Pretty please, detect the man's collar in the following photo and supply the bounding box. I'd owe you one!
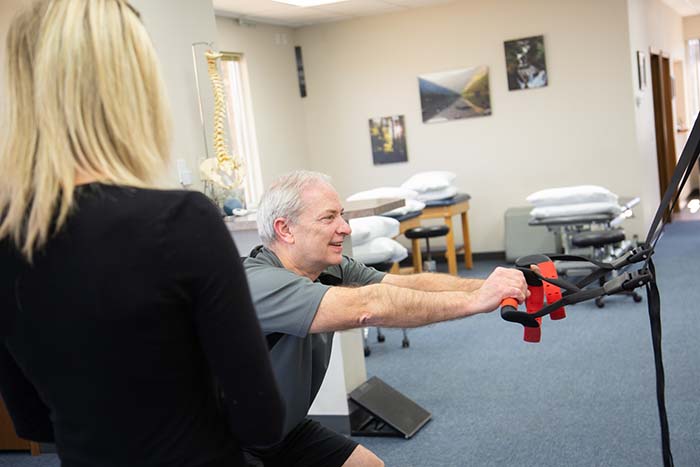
[251,245,344,283]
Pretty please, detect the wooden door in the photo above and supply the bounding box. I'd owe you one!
[650,52,680,219]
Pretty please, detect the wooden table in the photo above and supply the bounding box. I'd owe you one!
[386,212,422,274]
[419,193,472,274]
[0,398,40,455]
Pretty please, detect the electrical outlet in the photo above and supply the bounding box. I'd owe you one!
[176,159,193,187]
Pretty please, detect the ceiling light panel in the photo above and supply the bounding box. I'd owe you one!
[272,0,349,7]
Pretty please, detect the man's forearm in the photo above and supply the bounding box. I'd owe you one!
[360,283,483,328]
[382,272,484,293]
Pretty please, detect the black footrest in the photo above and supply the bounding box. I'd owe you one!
[571,229,626,248]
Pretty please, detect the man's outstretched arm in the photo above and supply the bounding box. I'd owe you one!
[309,267,526,333]
[381,271,484,293]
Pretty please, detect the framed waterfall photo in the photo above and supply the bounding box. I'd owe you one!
[504,35,548,91]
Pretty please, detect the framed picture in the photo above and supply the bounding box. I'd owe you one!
[418,66,492,123]
[504,35,548,90]
[369,115,408,165]
[637,51,647,90]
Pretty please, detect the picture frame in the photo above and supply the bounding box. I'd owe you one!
[417,66,492,123]
[503,35,548,91]
[369,115,408,165]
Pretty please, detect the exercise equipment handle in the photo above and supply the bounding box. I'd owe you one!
[500,298,540,328]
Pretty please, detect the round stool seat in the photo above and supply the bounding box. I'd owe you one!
[404,225,449,239]
[571,229,626,248]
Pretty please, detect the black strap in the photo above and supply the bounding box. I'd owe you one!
[646,259,674,467]
[645,112,700,249]
[639,112,700,466]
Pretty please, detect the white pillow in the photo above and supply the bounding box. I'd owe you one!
[527,185,618,206]
[347,187,419,202]
[352,237,408,265]
[415,185,458,202]
[383,199,426,217]
[530,202,622,219]
[401,171,457,193]
[349,216,400,246]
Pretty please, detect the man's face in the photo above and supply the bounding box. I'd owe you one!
[289,182,352,271]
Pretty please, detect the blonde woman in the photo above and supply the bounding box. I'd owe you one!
[0,1,284,466]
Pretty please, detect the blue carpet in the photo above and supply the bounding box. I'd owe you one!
[360,220,700,466]
[2,221,697,466]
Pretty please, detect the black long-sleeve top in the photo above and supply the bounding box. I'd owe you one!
[0,184,285,466]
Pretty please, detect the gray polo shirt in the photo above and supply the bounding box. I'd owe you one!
[243,246,385,436]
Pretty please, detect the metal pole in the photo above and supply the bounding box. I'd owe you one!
[191,41,214,161]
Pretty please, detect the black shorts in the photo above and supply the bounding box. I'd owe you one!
[243,418,358,467]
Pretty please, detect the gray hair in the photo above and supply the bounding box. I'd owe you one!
[257,170,332,246]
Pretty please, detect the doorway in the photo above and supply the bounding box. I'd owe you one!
[649,51,679,219]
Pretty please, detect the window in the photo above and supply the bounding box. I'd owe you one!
[686,39,700,124]
[219,52,263,208]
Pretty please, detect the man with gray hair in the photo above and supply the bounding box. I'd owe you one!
[243,170,527,467]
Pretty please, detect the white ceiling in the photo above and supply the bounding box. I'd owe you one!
[661,0,700,15]
[212,0,458,28]
[213,0,700,29]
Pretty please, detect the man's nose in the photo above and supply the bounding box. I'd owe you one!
[338,217,351,235]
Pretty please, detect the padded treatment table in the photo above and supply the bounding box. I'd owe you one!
[528,197,640,255]
[419,193,472,274]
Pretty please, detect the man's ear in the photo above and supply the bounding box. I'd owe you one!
[273,217,295,245]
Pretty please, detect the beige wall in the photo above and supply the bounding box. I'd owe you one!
[130,0,219,188]
[627,0,686,227]
[683,14,700,40]
[216,17,309,189]
[295,0,649,252]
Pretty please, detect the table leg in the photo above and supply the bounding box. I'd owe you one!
[444,217,457,275]
[30,442,40,456]
[460,212,472,269]
[411,238,422,273]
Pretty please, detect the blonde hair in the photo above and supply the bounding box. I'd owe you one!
[0,0,171,260]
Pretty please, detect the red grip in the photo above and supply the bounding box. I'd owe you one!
[524,326,541,343]
[523,285,543,343]
[537,261,566,320]
[500,297,518,309]
[526,285,544,312]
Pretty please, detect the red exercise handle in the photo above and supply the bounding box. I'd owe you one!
[537,261,566,320]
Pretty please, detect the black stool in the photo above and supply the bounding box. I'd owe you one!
[571,229,643,308]
[404,225,450,272]
[362,261,410,355]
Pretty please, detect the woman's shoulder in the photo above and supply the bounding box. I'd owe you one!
[78,183,219,218]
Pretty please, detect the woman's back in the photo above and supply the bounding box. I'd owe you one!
[0,184,283,466]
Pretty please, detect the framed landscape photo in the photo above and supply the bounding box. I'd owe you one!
[418,66,492,124]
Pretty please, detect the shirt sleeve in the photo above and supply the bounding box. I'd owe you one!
[165,192,285,447]
[0,241,54,443]
[244,259,330,338]
[340,255,386,286]
[0,344,54,442]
